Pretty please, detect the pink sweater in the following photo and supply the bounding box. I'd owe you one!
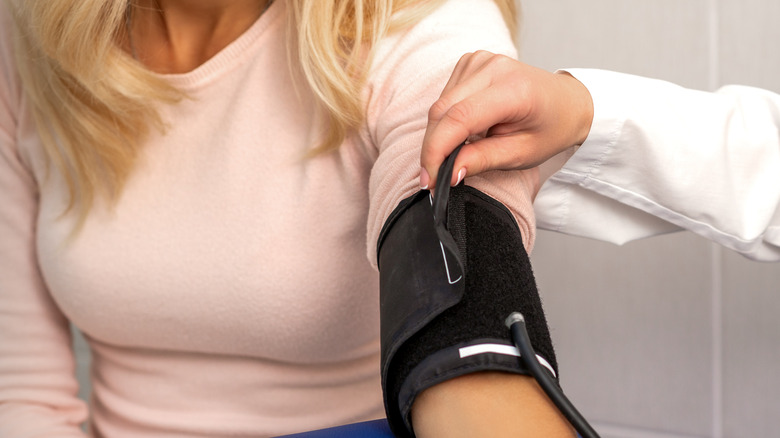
[0,0,537,436]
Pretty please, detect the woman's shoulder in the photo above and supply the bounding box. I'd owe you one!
[369,0,516,90]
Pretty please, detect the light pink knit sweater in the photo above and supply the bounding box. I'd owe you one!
[0,0,537,436]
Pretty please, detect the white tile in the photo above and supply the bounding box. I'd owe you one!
[518,0,711,89]
[718,0,780,90]
[594,421,711,438]
[721,250,780,438]
[717,1,780,433]
[531,230,714,436]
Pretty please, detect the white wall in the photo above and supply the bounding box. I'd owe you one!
[520,1,780,437]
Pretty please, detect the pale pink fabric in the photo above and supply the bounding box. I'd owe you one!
[0,0,537,436]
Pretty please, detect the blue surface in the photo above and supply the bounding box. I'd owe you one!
[275,418,587,437]
[277,419,394,437]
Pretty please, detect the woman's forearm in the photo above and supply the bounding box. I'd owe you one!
[411,371,575,438]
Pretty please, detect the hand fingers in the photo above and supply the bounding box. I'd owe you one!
[437,50,498,98]
[420,57,594,190]
[428,51,514,128]
[421,52,497,170]
[422,53,526,189]
[422,84,529,188]
[446,134,539,186]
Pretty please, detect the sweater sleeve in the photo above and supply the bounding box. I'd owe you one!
[0,6,89,436]
[363,0,539,266]
[535,68,780,261]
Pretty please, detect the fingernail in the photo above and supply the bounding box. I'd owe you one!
[454,168,466,186]
[419,168,430,190]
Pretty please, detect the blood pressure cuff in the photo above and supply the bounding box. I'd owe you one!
[376,153,558,437]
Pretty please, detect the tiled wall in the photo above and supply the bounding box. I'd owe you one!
[72,1,779,436]
[520,0,780,437]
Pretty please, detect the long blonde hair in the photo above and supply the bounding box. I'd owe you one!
[7,0,517,219]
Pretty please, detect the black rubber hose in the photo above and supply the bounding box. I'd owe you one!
[505,312,600,438]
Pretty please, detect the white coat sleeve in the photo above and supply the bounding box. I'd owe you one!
[534,68,780,261]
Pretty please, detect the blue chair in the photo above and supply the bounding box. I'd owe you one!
[277,419,394,438]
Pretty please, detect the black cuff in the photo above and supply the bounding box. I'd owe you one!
[377,182,557,437]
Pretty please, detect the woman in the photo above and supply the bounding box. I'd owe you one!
[0,0,572,437]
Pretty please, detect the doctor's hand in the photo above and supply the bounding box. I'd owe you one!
[420,51,594,189]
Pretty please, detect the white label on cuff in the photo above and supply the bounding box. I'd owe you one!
[458,343,557,378]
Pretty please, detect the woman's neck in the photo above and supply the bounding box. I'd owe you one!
[129,0,272,74]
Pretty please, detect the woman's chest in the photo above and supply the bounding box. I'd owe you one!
[33,104,380,363]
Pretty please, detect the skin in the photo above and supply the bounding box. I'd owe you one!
[412,372,575,438]
[127,0,271,73]
[420,50,595,189]
[127,5,575,436]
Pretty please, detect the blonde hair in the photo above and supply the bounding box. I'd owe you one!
[289,0,516,155]
[8,0,182,216]
[8,0,517,219]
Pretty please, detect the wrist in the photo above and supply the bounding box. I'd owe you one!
[555,71,594,146]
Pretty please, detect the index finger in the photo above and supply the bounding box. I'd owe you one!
[421,87,520,188]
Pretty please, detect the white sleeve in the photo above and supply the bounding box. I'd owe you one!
[534,68,780,261]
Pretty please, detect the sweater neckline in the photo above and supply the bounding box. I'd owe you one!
[155,0,283,90]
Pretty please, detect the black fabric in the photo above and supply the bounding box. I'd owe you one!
[377,184,557,437]
[396,338,535,429]
[377,191,465,386]
[446,184,467,272]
